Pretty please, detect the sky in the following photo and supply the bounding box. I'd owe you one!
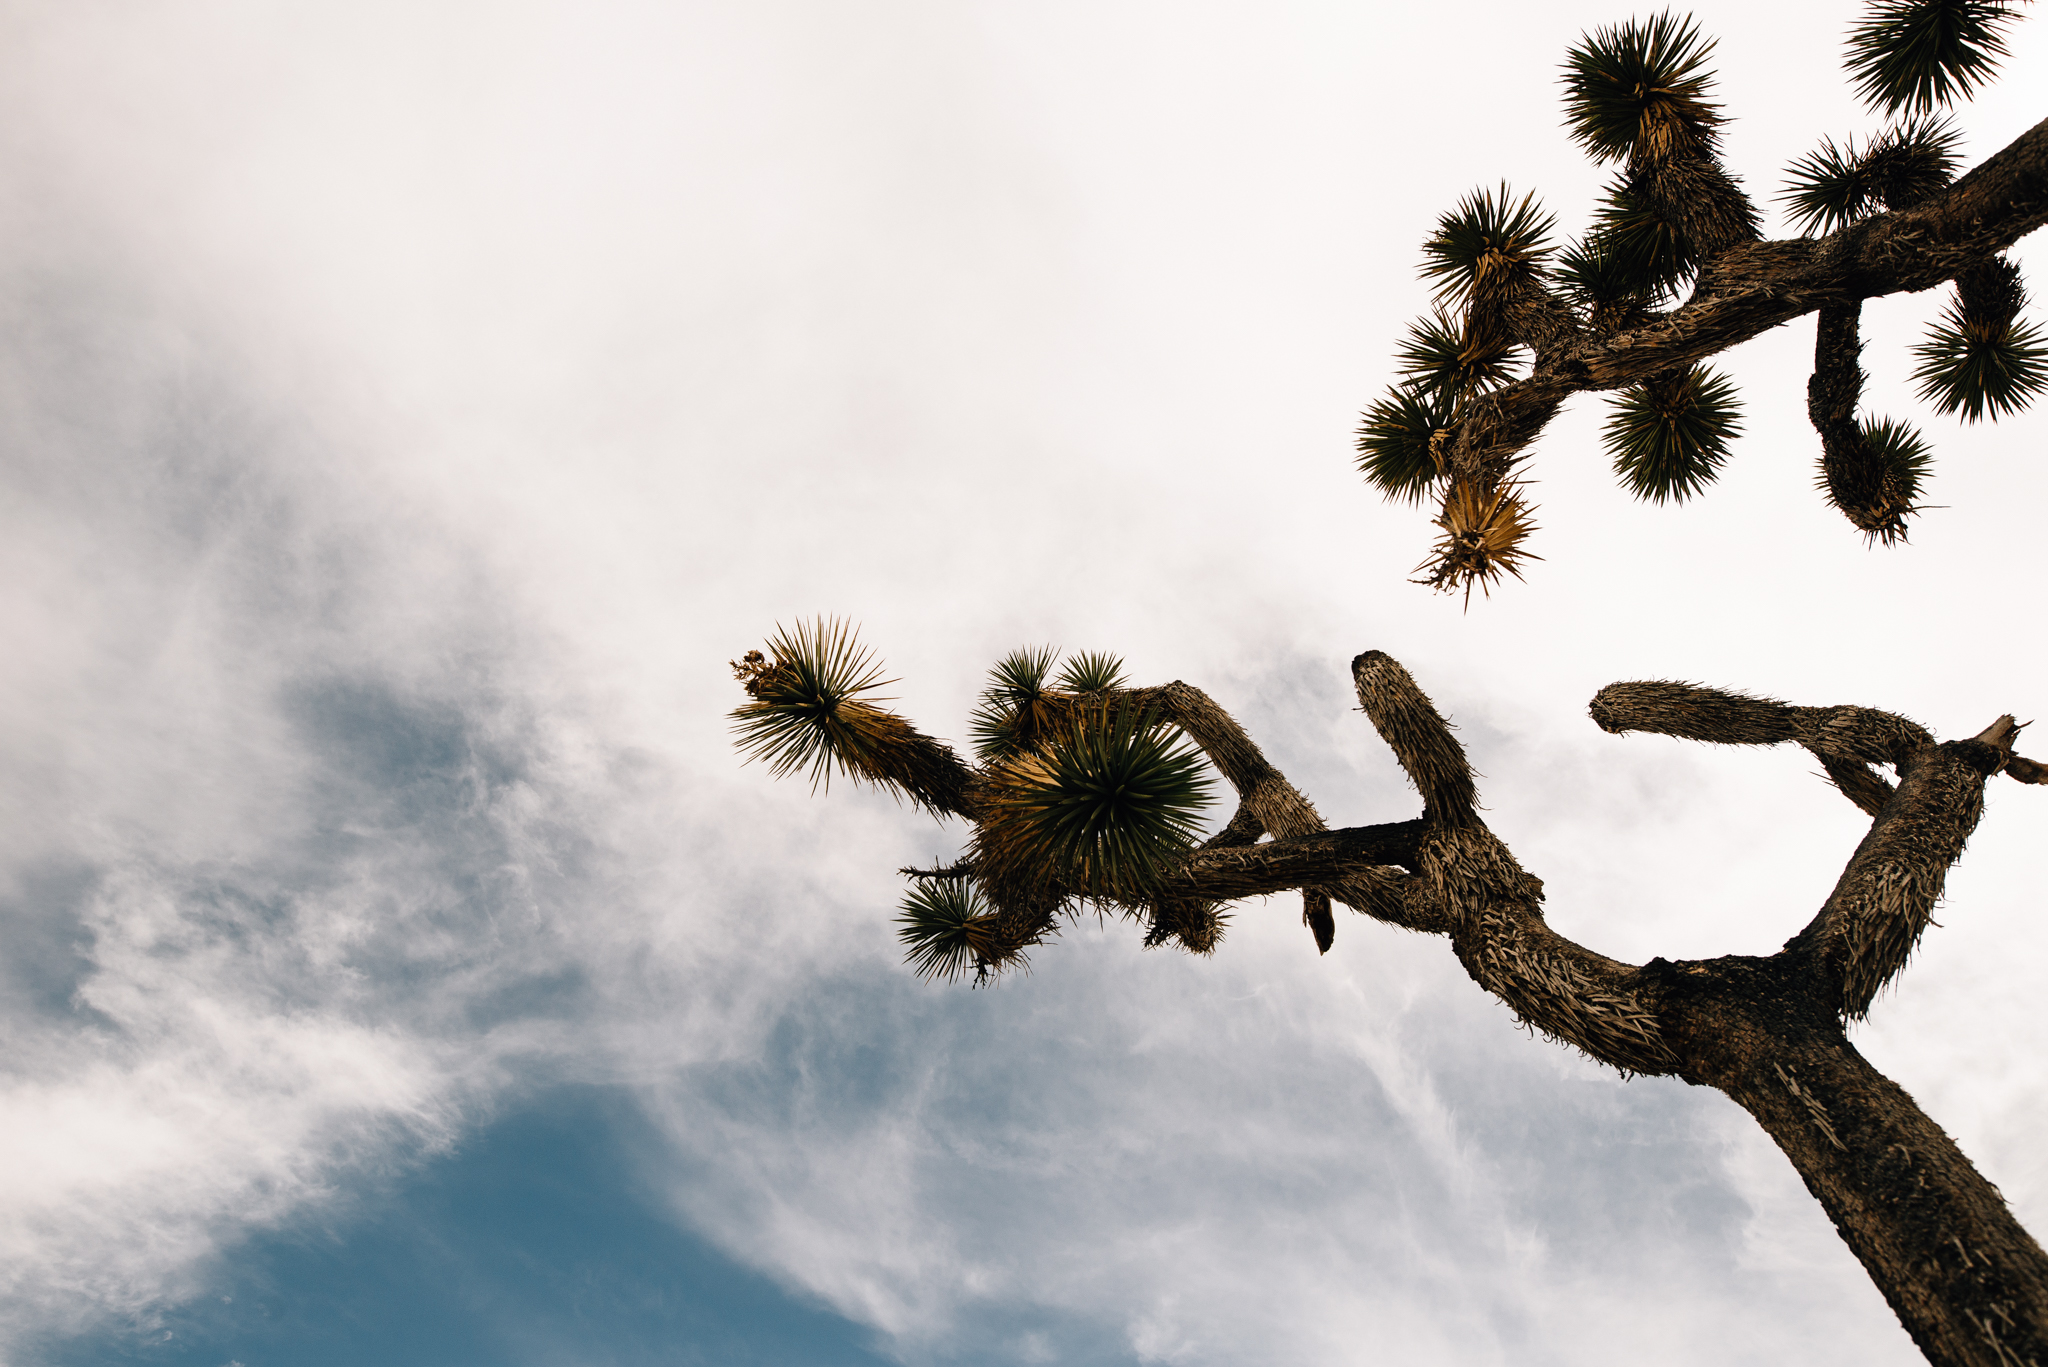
[0,1,2044,1364]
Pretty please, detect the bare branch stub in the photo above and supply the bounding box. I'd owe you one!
[1351,651,1682,1075]
[1350,652,1478,824]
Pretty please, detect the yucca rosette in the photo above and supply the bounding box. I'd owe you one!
[973,706,1215,904]
[1603,366,1744,503]
[729,619,967,812]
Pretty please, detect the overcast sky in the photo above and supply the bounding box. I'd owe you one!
[1,2,2044,1364]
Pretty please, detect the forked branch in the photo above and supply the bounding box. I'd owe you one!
[733,626,2048,1364]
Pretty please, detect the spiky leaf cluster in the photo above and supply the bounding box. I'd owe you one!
[968,646,1063,762]
[1604,366,1744,503]
[728,619,893,788]
[1911,259,2048,420]
[1355,388,1449,504]
[1419,185,1556,308]
[1394,309,1518,403]
[897,881,1006,984]
[1781,116,1961,234]
[1413,481,1542,608]
[1554,237,1662,328]
[976,707,1215,902]
[1578,178,1695,301]
[1562,12,1725,163]
[1819,417,1934,544]
[730,621,968,812]
[1056,651,1127,695]
[1360,305,1526,508]
[1844,0,2027,115]
[1861,417,1933,510]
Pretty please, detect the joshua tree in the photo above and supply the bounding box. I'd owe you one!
[1357,1,2048,600]
[732,622,2048,1366]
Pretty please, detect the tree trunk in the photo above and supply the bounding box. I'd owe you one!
[1651,953,2048,1367]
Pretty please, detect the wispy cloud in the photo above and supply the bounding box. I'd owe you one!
[1,2,2043,1364]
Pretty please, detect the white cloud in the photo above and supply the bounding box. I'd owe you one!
[0,1,2043,1364]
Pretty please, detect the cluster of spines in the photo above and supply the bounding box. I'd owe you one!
[1359,185,1555,599]
[1773,0,2040,533]
[1561,13,1754,508]
[1361,0,2037,586]
[732,625,1218,985]
[1362,13,1764,601]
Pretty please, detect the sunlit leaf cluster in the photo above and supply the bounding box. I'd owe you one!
[733,626,1218,985]
[1412,481,1541,609]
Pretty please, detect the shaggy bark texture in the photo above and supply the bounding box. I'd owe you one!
[1125,651,2048,1367]
[828,641,2048,1362]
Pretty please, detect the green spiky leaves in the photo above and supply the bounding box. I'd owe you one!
[977,708,1215,901]
[968,647,1128,761]
[1863,417,1934,500]
[729,618,895,788]
[730,620,967,811]
[1819,416,1934,543]
[1555,234,1661,326]
[1359,311,1521,505]
[1583,179,1695,300]
[968,646,1060,762]
[1844,0,2029,116]
[1356,388,1449,505]
[1604,366,1744,503]
[897,881,1004,984]
[1781,116,1962,234]
[1420,185,1556,307]
[1056,651,1127,695]
[1394,309,1519,403]
[1562,12,1725,164]
[1911,259,2048,420]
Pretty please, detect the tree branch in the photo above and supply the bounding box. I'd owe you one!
[1122,680,1337,950]
[1786,731,2009,1019]
[1437,116,2048,497]
[1124,682,1326,841]
[1350,652,1478,824]
[1160,821,1427,902]
[1590,681,1933,766]
[1351,653,1680,1072]
[1808,748,1897,818]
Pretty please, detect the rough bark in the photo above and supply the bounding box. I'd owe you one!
[806,642,2048,1362]
[1650,954,2048,1367]
[1124,652,2048,1366]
